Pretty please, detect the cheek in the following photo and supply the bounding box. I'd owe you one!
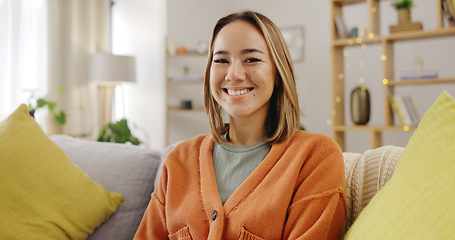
[210,66,223,83]
[258,72,276,92]
[209,70,223,100]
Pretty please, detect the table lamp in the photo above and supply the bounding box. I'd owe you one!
[89,53,136,127]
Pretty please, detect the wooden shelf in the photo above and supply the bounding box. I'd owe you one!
[165,49,208,145]
[332,36,382,46]
[167,50,207,57]
[388,78,455,86]
[167,106,205,114]
[332,0,367,6]
[333,125,417,132]
[167,79,203,85]
[384,28,455,41]
[333,28,455,47]
[330,0,454,151]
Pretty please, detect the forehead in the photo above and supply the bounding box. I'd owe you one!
[213,20,268,51]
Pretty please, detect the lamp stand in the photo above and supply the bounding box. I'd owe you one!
[98,84,118,128]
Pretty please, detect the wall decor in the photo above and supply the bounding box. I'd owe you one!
[280,26,304,62]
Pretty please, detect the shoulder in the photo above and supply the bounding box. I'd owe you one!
[165,134,213,165]
[278,130,344,172]
[288,130,341,152]
[270,130,341,157]
[172,134,210,151]
[283,131,346,191]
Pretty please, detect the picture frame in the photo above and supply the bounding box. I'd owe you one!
[280,26,304,62]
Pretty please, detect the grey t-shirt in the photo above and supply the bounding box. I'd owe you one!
[212,140,271,204]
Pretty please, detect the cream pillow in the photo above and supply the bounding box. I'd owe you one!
[344,91,455,239]
[0,104,124,239]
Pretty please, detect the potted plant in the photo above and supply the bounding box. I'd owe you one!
[97,118,141,145]
[28,88,67,134]
[28,98,67,126]
[391,0,413,24]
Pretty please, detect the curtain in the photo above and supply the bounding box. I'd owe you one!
[0,0,48,120]
[47,0,111,137]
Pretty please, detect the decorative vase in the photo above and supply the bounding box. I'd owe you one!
[397,8,411,24]
[350,86,370,125]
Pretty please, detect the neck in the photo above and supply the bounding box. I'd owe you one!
[228,118,266,146]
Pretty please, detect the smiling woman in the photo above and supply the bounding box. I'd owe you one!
[134,11,347,240]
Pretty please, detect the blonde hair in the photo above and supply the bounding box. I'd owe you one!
[204,11,300,144]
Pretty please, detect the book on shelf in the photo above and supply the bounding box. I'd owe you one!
[334,16,349,39]
[403,95,420,126]
[400,69,438,80]
[390,95,420,127]
[442,0,455,27]
[389,22,423,34]
[450,0,455,26]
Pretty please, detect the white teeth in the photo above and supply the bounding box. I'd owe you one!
[227,89,250,96]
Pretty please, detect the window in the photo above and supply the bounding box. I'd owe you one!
[0,0,47,119]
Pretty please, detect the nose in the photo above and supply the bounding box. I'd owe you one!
[225,61,246,81]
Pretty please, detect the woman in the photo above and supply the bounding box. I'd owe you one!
[134,11,347,240]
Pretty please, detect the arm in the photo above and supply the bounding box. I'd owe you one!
[283,135,347,239]
[133,171,169,239]
[285,189,346,239]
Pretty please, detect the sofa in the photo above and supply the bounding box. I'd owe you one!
[48,136,404,239]
[1,91,454,239]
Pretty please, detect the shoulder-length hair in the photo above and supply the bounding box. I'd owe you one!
[204,11,300,144]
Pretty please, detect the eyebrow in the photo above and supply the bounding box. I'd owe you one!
[213,48,265,56]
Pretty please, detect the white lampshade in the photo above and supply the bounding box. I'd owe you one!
[89,53,136,85]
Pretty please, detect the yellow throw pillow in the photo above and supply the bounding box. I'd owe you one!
[344,91,455,239]
[0,105,124,239]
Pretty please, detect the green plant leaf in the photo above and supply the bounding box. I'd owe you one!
[391,0,413,9]
[46,101,57,111]
[54,87,65,93]
[27,88,67,127]
[36,98,48,109]
[97,119,141,145]
[53,110,66,125]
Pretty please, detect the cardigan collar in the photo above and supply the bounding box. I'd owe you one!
[199,134,293,217]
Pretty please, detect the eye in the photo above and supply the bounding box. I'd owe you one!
[213,58,228,64]
[245,58,261,63]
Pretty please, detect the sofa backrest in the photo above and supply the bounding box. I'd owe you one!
[50,134,162,240]
[343,145,404,230]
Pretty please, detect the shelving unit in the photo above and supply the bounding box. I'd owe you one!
[330,0,455,151]
[165,51,209,145]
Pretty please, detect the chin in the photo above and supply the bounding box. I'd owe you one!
[224,109,251,119]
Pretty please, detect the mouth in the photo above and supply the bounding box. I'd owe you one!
[223,88,254,96]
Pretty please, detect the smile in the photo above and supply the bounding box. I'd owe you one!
[224,88,253,96]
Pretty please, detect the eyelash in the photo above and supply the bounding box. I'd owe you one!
[213,59,228,64]
[213,58,261,64]
[246,58,261,63]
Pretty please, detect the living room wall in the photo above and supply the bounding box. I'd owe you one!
[115,0,455,152]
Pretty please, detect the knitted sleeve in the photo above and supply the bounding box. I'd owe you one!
[133,163,169,239]
[283,134,347,239]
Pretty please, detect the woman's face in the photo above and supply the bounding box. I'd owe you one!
[210,20,276,122]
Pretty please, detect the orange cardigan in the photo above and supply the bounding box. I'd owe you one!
[134,131,347,240]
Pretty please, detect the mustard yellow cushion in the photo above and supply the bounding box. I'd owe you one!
[0,105,124,239]
[344,91,455,239]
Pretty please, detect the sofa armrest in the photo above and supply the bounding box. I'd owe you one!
[343,145,404,229]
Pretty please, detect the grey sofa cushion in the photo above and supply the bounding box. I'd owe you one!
[49,135,161,240]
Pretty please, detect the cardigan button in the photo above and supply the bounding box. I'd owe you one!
[212,210,217,221]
